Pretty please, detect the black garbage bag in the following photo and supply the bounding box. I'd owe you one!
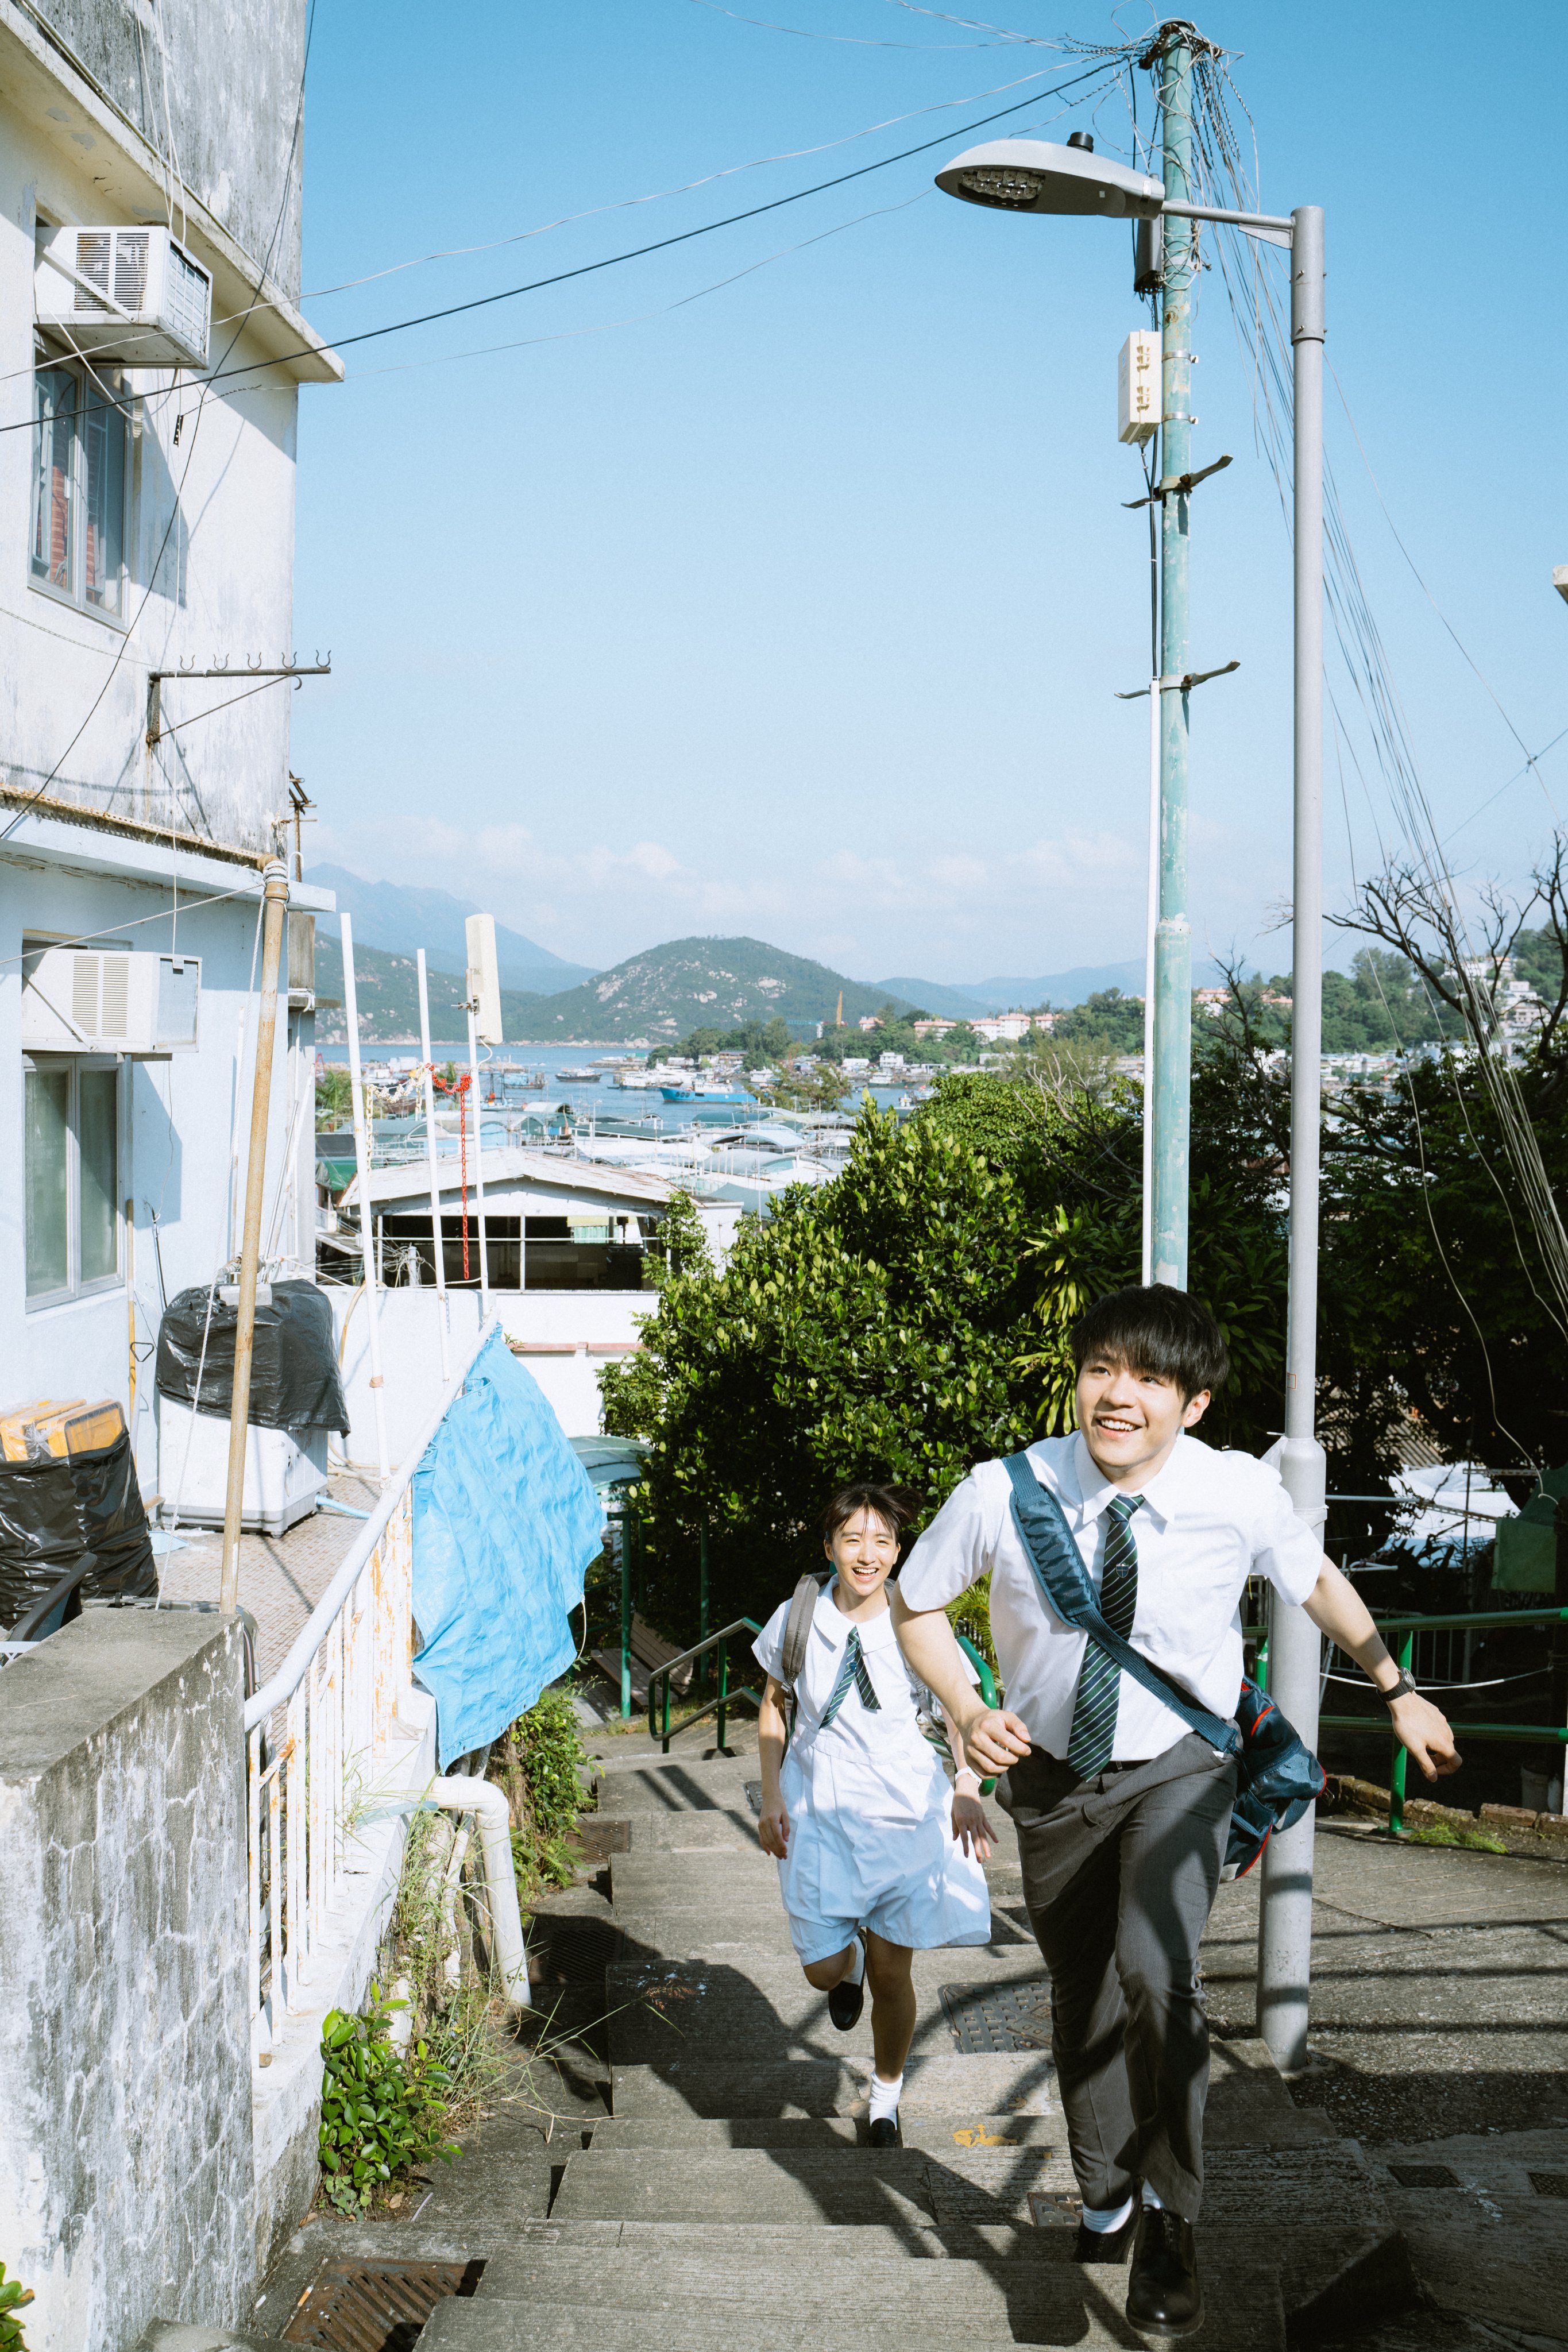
[155,1278,350,1433]
[0,1456,89,1631]
[70,1430,156,1600]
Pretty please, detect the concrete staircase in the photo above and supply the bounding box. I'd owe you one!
[160,1744,1423,2352]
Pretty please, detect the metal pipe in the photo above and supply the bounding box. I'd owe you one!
[340,913,391,1481]
[221,860,289,1615]
[420,1776,530,2007]
[466,1001,492,1315]
[416,950,452,1381]
[1257,203,1327,2076]
[1141,677,1160,1283]
[1152,27,1194,1291]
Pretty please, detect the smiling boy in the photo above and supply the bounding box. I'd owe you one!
[893,1285,1459,2341]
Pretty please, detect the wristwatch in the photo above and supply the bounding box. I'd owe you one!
[1380,1670,1419,1705]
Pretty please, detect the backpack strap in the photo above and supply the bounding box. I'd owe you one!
[778,1570,828,1690]
[1001,1451,1239,1758]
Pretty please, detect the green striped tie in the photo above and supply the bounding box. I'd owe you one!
[820,1627,880,1728]
[1065,1493,1144,1776]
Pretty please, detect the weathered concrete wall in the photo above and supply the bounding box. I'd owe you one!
[0,1613,253,2352]
[25,0,308,291]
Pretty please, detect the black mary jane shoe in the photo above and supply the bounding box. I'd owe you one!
[1072,2210,1138,2265]
[867,2112,901,2149]
[828,1972,865,2031]
[1125,2207,1203,2338]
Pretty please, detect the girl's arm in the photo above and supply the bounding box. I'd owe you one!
[943,1709,995,1863]
[756,1675,791,1859]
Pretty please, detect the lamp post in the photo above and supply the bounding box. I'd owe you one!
[936,80,1327,2072]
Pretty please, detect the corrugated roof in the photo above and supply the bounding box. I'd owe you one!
[339,1146,674,1212]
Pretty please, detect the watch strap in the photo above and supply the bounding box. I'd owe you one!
[1381,1669,1418,1704]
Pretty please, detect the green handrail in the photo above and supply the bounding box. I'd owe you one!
[647,1617,766,1754]
[955,1631,1001,1797]
[1315,1601,1568,1837]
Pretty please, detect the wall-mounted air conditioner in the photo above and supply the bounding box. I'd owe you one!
[21,949,200,1056]
[35,225,211,369]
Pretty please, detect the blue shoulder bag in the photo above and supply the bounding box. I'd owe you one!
[1002,1452,1326,1879]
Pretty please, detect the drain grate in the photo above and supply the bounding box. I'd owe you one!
[1530,2171,1568,2198]
[1387,2164,1459,2189]
[526,1914,622,1984]
[940,1980,1052,2053]
[285,2258,484,2352]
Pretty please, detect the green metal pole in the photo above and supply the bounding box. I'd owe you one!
[716,1643,729,1754]
[1152,24,1195,1289]
[619,1511,632,1721]
[698,1518,710,1698]
[1388,1631,1413,1836]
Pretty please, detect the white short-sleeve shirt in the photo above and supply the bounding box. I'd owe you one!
[898,1431,1324,1762]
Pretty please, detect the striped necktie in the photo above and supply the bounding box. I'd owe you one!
[1065,1492,1144,1776]
[820,1627,880,1728]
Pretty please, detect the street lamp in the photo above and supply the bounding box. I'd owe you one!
[936,41,1327,2076]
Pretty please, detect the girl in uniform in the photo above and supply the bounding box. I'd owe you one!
[752,1482,994,2147]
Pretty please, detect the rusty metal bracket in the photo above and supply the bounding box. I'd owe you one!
[1123,452,1233,510]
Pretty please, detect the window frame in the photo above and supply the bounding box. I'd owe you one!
[22,1052,124,1310]
[28,349,130,628]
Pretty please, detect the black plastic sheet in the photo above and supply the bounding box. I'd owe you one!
[155,1279,350,1433]
[0,1431,156,1631]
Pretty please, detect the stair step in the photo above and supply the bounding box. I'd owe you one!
[424,2282,1278,2352]
[550,2145,939,2224]
[136,2331,298,2352]
[604,1952,1047,2064]
[587,2112,1058,2150]
[590,1762,754,1813]
[607,1812,759,1850]
[612,2052,1055,2119]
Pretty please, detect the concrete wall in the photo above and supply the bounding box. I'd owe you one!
[0,1611,252,2352]
[22,0,308,291]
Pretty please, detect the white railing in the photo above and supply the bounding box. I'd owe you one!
[244,1317,496,2063]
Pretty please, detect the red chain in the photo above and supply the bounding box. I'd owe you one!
[427,1066,471,1280]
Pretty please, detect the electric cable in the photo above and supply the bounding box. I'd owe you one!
[684,0,1019,44]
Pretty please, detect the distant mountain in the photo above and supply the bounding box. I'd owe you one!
[310,865,597,995]
[496,937,914,1044]
[314,931,549,1046]
[878,959,1226,1015]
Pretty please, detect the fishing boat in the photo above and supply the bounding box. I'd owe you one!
[557,1067,603,1082]
[660,1081,751,1103]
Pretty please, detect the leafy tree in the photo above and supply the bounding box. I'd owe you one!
[315,1064,353,1124]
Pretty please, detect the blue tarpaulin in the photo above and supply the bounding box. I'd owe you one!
[411,1330,604,1767]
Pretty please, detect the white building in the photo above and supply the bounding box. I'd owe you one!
[0,1,339,1503]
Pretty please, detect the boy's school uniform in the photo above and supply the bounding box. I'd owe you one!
[899,1430,1325,1761]
[752,1582,991,1966]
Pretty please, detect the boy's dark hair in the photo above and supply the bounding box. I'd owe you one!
[819,1483,920,1547]
[1071,1285,1229,1402]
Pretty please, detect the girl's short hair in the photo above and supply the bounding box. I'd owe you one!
[818,1482,920,1546]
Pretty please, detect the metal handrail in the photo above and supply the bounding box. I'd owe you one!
[1316,1599,1568,1836]
[648,1616,765,1753]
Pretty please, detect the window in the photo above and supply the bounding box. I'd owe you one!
[30,361,126,617]
[24,1059,121,1303]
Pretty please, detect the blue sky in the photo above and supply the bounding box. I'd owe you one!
[288,2,1567,986]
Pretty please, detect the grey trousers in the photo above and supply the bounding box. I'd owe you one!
[997,1732,1237,2220]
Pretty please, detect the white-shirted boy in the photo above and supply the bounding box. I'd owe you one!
[894,1285,1459,2340]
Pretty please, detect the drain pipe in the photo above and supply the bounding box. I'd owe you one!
[422,1776,530,2008]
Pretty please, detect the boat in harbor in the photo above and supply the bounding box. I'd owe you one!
[661,1081,751,1103]
[557,1067,603,1082]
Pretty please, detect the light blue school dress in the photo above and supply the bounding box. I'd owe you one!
[752,1582,992,1966]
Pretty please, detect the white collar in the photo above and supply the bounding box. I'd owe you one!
[1071,1428,1192,1531]
[814,1578,895,1647]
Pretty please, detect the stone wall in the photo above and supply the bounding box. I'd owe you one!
[0,1613,253,2352]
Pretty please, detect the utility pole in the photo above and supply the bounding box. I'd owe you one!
[1150,22,1196,1290]
[1257,206,1328,2075]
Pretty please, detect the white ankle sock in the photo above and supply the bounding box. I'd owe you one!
[843,1934,865,1987]
[1141,2184,1164,2211]
[1080,2195,1135,2234]
[868,2071,902,2123]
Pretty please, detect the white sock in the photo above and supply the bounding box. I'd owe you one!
[1141,2184,1164,2210]
[1081,2195,1136,2234]
[868,2071,902,2123]
[842,1934,865,1987]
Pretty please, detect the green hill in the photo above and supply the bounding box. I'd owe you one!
[504,937,913,1042]
[314,932,547,1045]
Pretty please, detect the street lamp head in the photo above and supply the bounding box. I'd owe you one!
[934,138,1165,220]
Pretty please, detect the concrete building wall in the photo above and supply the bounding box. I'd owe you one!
[0,1611,253,2352]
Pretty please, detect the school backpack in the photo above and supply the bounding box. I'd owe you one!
[1002,1452,1326,1879]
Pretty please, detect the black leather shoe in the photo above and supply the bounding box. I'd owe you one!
[868,2112,901,2148]
[1072,2211,1138,2264]
[828,1972,864,2030]
[1126,2207,1203,2337]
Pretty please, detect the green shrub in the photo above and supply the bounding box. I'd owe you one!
[494,1685,590,1899]
[0,2266,34,2352]
[318,1984,457,2212]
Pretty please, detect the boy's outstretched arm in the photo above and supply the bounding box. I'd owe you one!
[892,1589,1032,1775]
[1303,1558,1461,1781]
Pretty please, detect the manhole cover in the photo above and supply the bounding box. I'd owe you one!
[285,2258,484,2352]
[1529,2171,1568,2198]
[940,1980,1052,2053]
[1387,2164,1459,2189]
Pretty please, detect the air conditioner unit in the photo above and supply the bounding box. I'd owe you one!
[35,225,211,369]
[21,949,200,1055]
